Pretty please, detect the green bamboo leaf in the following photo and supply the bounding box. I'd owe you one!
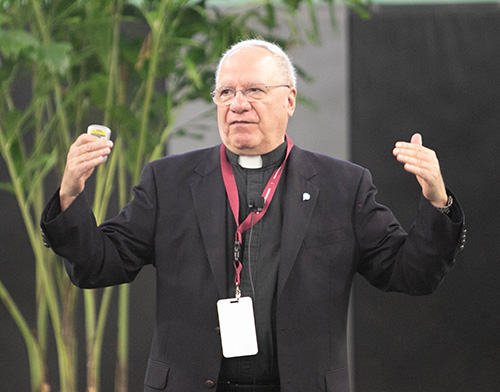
[175,127,205,140]
[127,0,145,8]
[0,13,9,25]
[263,3,277,29]
[35,42,73,76]
[88,73,110,109]
[3,109,23,142]
[324,0,339,32]
[0,182,15,194]
[109,105,141,133]
[183,56,203,89]
[344,0,372,19]
[283,0,301,10]
[25,151,58,206]
[0,29,39,58]
[306,0,320,44]
[21,153,50,174]
[174,5,206,37]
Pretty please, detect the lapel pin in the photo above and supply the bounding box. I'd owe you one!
[302,192,311,201]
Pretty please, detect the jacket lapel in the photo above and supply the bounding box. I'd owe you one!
[278,147,319,300]
[189,145,319,300]
[190,146,228,299]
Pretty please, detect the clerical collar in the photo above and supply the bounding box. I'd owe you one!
[238,155,262,169]
[225,140,288,170]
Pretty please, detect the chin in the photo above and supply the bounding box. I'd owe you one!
[229,136,263,154]
[231,144,260,155]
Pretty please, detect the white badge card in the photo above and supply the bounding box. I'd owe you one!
[217,297,259,358]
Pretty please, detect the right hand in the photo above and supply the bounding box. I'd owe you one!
[59,134,113,211]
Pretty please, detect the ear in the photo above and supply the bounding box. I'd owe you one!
[287,87,297,117]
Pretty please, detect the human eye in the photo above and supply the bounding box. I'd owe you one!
[245,85,266,99]
[217,88,235,100]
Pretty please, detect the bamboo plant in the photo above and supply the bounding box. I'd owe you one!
[0,0,370,390]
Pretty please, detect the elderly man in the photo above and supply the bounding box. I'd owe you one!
[41,39,465,392]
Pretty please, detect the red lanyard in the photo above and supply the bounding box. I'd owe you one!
[220,137,294,297]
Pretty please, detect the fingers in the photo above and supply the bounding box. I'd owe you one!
[410,132,422,145]
[393,141,438,179]
[71,134,113,158]
[66,134,113,179]
[60,134,114,209]
[392,133,448,206]
[393,134,431,169]
[69,137,112,168]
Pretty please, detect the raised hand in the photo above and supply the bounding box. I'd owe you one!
[59,134,113,211]
[392,133,448,208]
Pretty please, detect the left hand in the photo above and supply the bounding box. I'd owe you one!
[392,133,448,207]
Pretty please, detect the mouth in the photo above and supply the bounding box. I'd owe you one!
[230,120,255,125]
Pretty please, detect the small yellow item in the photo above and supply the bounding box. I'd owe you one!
[87,124,111,140]
[87,124,111,161]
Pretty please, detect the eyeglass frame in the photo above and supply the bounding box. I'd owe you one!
[210,83,291,106]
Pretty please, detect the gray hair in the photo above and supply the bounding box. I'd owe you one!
[215,39,297,88]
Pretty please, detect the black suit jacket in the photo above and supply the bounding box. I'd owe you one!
[41,144,465,392]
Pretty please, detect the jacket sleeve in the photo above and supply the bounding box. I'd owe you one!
[354,168,465,295]
[40,163,158,288]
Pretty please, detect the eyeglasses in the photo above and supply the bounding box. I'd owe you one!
[211,83,290,105]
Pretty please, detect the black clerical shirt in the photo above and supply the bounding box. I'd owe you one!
[219,141,288,385]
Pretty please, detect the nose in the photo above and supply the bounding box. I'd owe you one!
[229,90,252,112]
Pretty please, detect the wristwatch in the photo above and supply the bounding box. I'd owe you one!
[436,195,453,214]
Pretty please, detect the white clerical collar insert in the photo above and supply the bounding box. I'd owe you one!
[238,155,263,169]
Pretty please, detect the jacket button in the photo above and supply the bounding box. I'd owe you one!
[41,229,51,248]
[205,379,216,389]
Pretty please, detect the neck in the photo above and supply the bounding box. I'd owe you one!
[225,137,287,159]
[225,139,288,170]
[238,155,263,169]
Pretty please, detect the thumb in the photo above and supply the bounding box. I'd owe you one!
[411,133,422,145]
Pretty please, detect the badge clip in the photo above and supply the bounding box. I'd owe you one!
[234,284,241,302]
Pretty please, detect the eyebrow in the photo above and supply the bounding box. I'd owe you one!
[217,82,266,88]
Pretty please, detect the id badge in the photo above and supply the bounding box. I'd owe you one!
[217,297,258,358]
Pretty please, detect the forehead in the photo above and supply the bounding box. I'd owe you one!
[218,46,280,86]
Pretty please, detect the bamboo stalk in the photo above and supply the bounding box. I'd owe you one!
[132,0,172,184]
[0,280,46,391]
[115,285,130,392]
[84,290,97,390]
[115,143,129,392]
[29,0,71,151]
[0,124,74,391]
[92,287,114,390]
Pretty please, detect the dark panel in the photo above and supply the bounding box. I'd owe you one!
[350,5,500,392]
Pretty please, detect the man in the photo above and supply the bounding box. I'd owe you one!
[41,39,466,392]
